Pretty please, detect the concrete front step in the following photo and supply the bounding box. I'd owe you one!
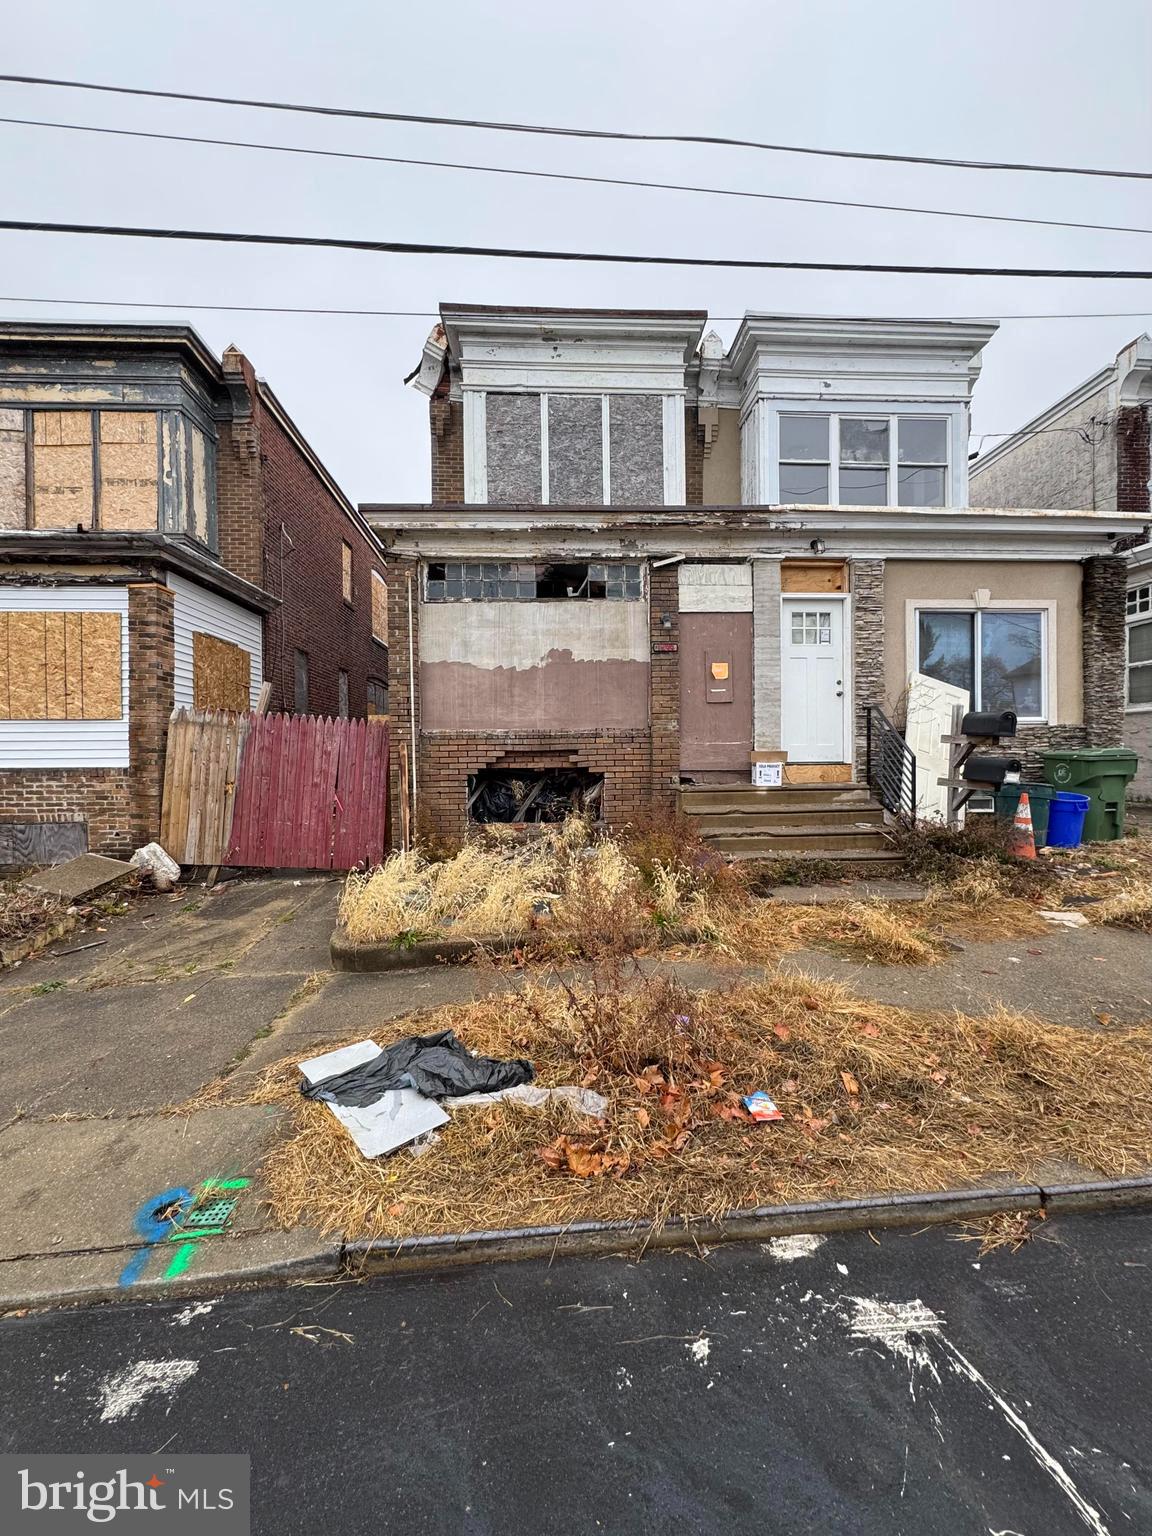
[690,806,888,831]
[679,785,874,813]
[702,826,897,855]
[723,847,906,871]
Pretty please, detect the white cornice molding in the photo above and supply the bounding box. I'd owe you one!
[725,313,998,396]
[408,325,448,398]
[1117,334,1152,407]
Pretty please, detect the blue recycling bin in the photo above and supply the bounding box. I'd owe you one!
[1046,791,1090,849]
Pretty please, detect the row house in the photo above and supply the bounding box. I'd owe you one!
[970,334,1152,798]
[365,305,1146,851]
[0,323,389,861]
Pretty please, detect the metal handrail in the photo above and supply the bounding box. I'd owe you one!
[865,706,917,822]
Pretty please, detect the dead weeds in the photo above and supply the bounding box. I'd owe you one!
[953,1208,1049,1256]
[248,965,1152,1244]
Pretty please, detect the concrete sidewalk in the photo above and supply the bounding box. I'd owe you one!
[1,874,1149,1311]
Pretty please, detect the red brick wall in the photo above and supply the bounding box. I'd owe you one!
[648,563,680,807]
[430,387,465,503]
[684,406,704,506]
[215,349,389,718]
[1117,405,1150,515]
[128,581,175,842]
[0,770,134,859]
[255,398,389,718]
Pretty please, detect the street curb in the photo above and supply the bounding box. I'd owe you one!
[343,1175,1152,1277]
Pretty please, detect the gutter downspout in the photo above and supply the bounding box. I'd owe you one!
[407,572,418,837]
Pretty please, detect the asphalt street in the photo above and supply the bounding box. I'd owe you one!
[2,1211,1150,1534]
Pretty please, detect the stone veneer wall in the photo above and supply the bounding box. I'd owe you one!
[850,559,886,780]
[752,560,782,750]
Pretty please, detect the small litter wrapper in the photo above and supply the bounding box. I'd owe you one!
[743,1090,783,1123]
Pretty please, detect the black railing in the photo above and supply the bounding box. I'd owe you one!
[865,706,917,822]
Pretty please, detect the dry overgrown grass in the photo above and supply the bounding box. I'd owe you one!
[1086,879,1152,934]
[250,966,1152,1243]
[0,883,67,944]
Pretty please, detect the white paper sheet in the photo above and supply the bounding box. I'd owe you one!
[298,1039,449,1159]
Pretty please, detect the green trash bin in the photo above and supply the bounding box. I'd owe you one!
[1040,748,1139,842]
[993,782,1057,848]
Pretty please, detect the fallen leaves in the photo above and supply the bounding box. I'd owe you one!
[840,1070,861,1096]
[540,1136,630,1179]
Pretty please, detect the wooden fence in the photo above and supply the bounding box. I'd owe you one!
[160,709,389,869]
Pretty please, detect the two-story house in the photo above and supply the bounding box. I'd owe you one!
[969,334,1152,798]
[0,322,390,861]
[365,305,1145,849]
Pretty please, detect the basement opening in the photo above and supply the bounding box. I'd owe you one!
[467,769,604,824]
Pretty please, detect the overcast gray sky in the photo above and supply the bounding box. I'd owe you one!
[3,0,1151,505]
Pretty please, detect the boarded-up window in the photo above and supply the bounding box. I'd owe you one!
[485,394,542,502]
[609,395,664,505]
[0,408,26,529]
[547,395,603,503]
[32,412,95,528]
[342,542,354,604]
[190,425,211,544]
[338,669,350,717]
[367,677,388,716]
[371,571,388,644]
[0,610,122,719]
[191,632,251,712]
[98,413,159,530]
[294,649,309,714]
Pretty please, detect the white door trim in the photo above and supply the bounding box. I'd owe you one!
[779,593,853,762]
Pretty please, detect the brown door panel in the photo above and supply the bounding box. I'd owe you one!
[680,612,754,771]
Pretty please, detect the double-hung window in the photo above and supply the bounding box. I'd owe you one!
[778,414,949,506]
[916,607,1047,721]
[1127,582,1152,709]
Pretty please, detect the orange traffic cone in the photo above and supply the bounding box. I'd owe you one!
[1011,791,1037,860]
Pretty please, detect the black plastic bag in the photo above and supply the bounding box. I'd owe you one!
[300,1029,534,1107]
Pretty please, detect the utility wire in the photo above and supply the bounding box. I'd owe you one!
[2,218,1151,278]
[1,72,1148,182]
[1,294,1150,324]
[4,115,1150,239]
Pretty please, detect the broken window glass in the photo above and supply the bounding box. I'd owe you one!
[425,561,643,602]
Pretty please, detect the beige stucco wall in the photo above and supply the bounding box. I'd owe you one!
[884,560,1083,723]
[702,407,741,505]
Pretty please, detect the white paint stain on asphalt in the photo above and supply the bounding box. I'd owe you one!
[843,1296,1112,1536]
[764,1234,826,1261]
[687,1338,711,1366]
[98,1360,199,1423]
[170,1301,216,1327]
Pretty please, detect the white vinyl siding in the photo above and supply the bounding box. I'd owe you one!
[168,572,263,710]
[0,586,129,767]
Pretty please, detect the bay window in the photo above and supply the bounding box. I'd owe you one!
[1127,583,1152,708]
[778,413,949,506]
[916,607,1047,721]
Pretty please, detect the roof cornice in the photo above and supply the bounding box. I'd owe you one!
[726,313,999,382]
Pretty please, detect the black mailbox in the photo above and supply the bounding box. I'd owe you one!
[961,710,1018,740]
[962,755,1022,787]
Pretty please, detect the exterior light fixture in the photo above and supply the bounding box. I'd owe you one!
[660,612,674,630]
[809,537,826,555]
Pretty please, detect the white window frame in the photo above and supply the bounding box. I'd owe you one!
[463,390,684,505]
[764,404,962,506]
[907,599,1055,725]
[1127,581,1152,713]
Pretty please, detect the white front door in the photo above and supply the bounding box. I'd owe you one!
[781,599,846,761]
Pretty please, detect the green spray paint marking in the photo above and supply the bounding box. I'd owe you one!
[163,1241,200,1280]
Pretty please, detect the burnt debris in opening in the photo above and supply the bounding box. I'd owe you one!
[467,769,604,824]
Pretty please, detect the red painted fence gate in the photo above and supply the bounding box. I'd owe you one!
[226,714,389,869]
[161,710,389,870]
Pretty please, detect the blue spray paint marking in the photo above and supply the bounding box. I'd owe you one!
[118,1180,248,1288]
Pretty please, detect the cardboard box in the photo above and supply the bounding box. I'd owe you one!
[751,750,787,787]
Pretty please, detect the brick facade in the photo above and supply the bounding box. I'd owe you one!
[218,349,389,719]
[684,406,704,506]
[0,770,134,860]
[648,564,680,808]
[127,582,176,844]
[1117,405,1151,515]
[430,387,465,503]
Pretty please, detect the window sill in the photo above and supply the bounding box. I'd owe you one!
[371,635,388,649]
[1125,703,1152,715]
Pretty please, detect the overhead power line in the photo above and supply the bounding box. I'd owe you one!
[1,72,1149,182]
[2,293,1151,324]
[3,115,1150,239]
[2,218,1151,278]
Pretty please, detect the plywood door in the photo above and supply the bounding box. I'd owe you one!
[679,612,753,772]
[780,599,846,762]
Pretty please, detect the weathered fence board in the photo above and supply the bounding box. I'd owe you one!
[161,710,389,870]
